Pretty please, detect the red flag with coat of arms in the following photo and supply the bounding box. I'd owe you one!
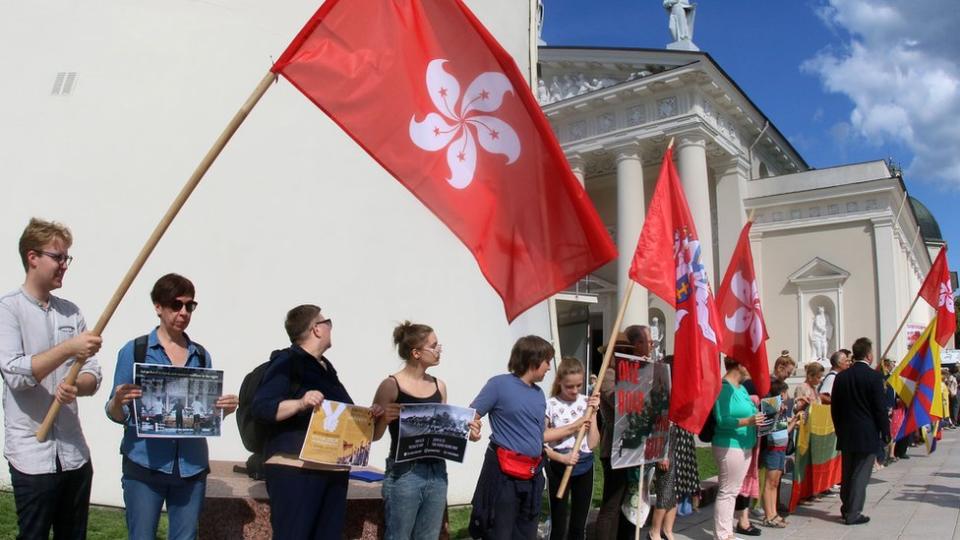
[716,221,770,397]
[918,248,955,346]
[270,0,616,322]
[629,147,722,433]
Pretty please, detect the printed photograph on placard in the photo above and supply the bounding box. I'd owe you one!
[611,354,672,469]
[134,364,224,438]
[396,403,475,463]
[300,401,374,467]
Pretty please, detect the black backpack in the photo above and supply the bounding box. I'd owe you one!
[698,409,717,443]
[235,350,302,479]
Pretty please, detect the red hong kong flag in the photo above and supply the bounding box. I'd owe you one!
[271,0,616,321]
[716,221,770,397]
[629,147,722,433]
[918,248,955,346]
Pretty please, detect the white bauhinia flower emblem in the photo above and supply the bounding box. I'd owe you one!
[939,281,954,313]
[724,271,765,352]
[409,59,521,189]
[673,231,718,344]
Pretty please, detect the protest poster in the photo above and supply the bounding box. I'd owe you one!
[611,354,671,469]
[395,403,475,463]
[906,323,926,349]
[300,401,374,467]
[758,395,794,438]
[134,364,223,438]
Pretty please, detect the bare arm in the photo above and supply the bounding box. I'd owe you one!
[31,333,102,383]
[275,391,323,422]
[372,378,401,442]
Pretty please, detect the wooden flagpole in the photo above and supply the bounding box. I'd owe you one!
[634,462,645,540]
[36,70,278,442]
[878,294,922,367]
[555,281,634,498]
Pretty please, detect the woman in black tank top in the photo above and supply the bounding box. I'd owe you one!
[372,321,449,540]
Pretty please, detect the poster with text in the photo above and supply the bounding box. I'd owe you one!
[134,364,223,438]
[395,403,475,463]
[300,401,374,467]
[612,354,671,469]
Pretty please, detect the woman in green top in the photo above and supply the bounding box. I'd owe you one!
[711,357,764,540]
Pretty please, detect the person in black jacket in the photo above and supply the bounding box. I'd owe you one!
[829,337,890,526]
[251,304,383,540]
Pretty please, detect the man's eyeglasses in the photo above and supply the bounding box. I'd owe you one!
[314,318,333,329]
[36,251,73,268]
[167,299,199,313]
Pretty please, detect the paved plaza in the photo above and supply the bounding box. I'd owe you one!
[658,428,960,539]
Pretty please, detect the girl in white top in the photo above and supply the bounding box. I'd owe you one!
[544,357,600,540]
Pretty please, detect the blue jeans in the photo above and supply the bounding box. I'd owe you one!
[382,459,448,540]
[121,473,206,540]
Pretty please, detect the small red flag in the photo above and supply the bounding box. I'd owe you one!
[629,147,722,433]
[716,221,770,397]
[271,0,616,321]
[918,248,955,346]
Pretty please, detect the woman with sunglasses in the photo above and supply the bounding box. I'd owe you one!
[372,321,480,540]
[105,273,238,540]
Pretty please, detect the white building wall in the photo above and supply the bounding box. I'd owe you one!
[0,0,541,507]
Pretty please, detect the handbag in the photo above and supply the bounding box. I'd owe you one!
[495,446,542,480]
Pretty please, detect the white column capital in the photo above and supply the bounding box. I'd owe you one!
[611,141,643,163]
[565,153,586,185]
[674,133,707,151]
[871,215,895,228]
[715,156,751,179]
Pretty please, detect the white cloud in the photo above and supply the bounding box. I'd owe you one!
[803,0,960,186]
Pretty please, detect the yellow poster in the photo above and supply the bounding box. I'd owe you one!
[299,400,374,467]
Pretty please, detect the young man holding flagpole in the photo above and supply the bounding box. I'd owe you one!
[0,218,103,539]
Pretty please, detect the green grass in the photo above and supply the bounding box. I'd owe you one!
[0,491,167,540]
[447,448,718,539]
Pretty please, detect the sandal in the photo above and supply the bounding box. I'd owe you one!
[761,516,788,528]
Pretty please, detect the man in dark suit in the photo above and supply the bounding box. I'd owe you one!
[830,337,890,525]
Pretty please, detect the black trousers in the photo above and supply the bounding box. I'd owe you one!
[545,459,594,540]
[9,461,93,540]
[264,464,348,540]
[469,447,544,540]
[595,458,637,540]
[839,451,873,523]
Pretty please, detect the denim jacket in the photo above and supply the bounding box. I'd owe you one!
[106,328,210,477]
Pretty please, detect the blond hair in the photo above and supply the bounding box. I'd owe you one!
[18,218,72,271]
[551,357,585,397]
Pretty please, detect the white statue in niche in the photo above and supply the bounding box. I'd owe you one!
[650,316,666,359]
[809,306,833,361]
[664,0,696,43]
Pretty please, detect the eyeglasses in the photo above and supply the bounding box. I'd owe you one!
[36,251,73,268]
[314,318,333,329]
[420,344,443,355]
[167,299,198,313]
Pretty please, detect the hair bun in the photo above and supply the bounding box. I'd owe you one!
[393,321,413,346]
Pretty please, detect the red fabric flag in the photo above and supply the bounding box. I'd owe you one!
[271,0,616,321]
[918,248,955,346]
[629,147,722,433]
[716,221,770,397]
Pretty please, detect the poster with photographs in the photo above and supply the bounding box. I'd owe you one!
[905,323,926,349]
[611,354,672,469]
[134,364,223,438]
[757,396,793,437]
[395,403,475,463]
[300,401,374,467]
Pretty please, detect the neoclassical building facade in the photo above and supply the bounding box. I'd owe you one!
[538,46,945,373]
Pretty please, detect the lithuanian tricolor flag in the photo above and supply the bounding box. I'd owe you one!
[788,403,842,511]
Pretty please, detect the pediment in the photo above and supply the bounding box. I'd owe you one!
[788,257,850,285]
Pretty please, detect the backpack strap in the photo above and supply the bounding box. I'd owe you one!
[193,342,209,369]
[289,355,304,398]
[133,335,149,364]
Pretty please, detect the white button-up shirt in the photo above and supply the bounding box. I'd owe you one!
[0,288,102,474]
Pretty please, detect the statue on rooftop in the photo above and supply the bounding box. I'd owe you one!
[664,0,696,46]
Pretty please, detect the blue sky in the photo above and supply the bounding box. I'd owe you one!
[544,0,960,271]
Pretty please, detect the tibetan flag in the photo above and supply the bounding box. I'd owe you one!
[629,147,722,433]
[788,403,842,512]
[918,248,955,346]
[888,318,944,440]
[716,221,770,397]
[271,0,616,321]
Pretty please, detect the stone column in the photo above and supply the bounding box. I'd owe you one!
[872,216,899,358]
[614,142,649,328]
[676,134,716,284]
[715,157,750,270]
[566,153,585,187]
